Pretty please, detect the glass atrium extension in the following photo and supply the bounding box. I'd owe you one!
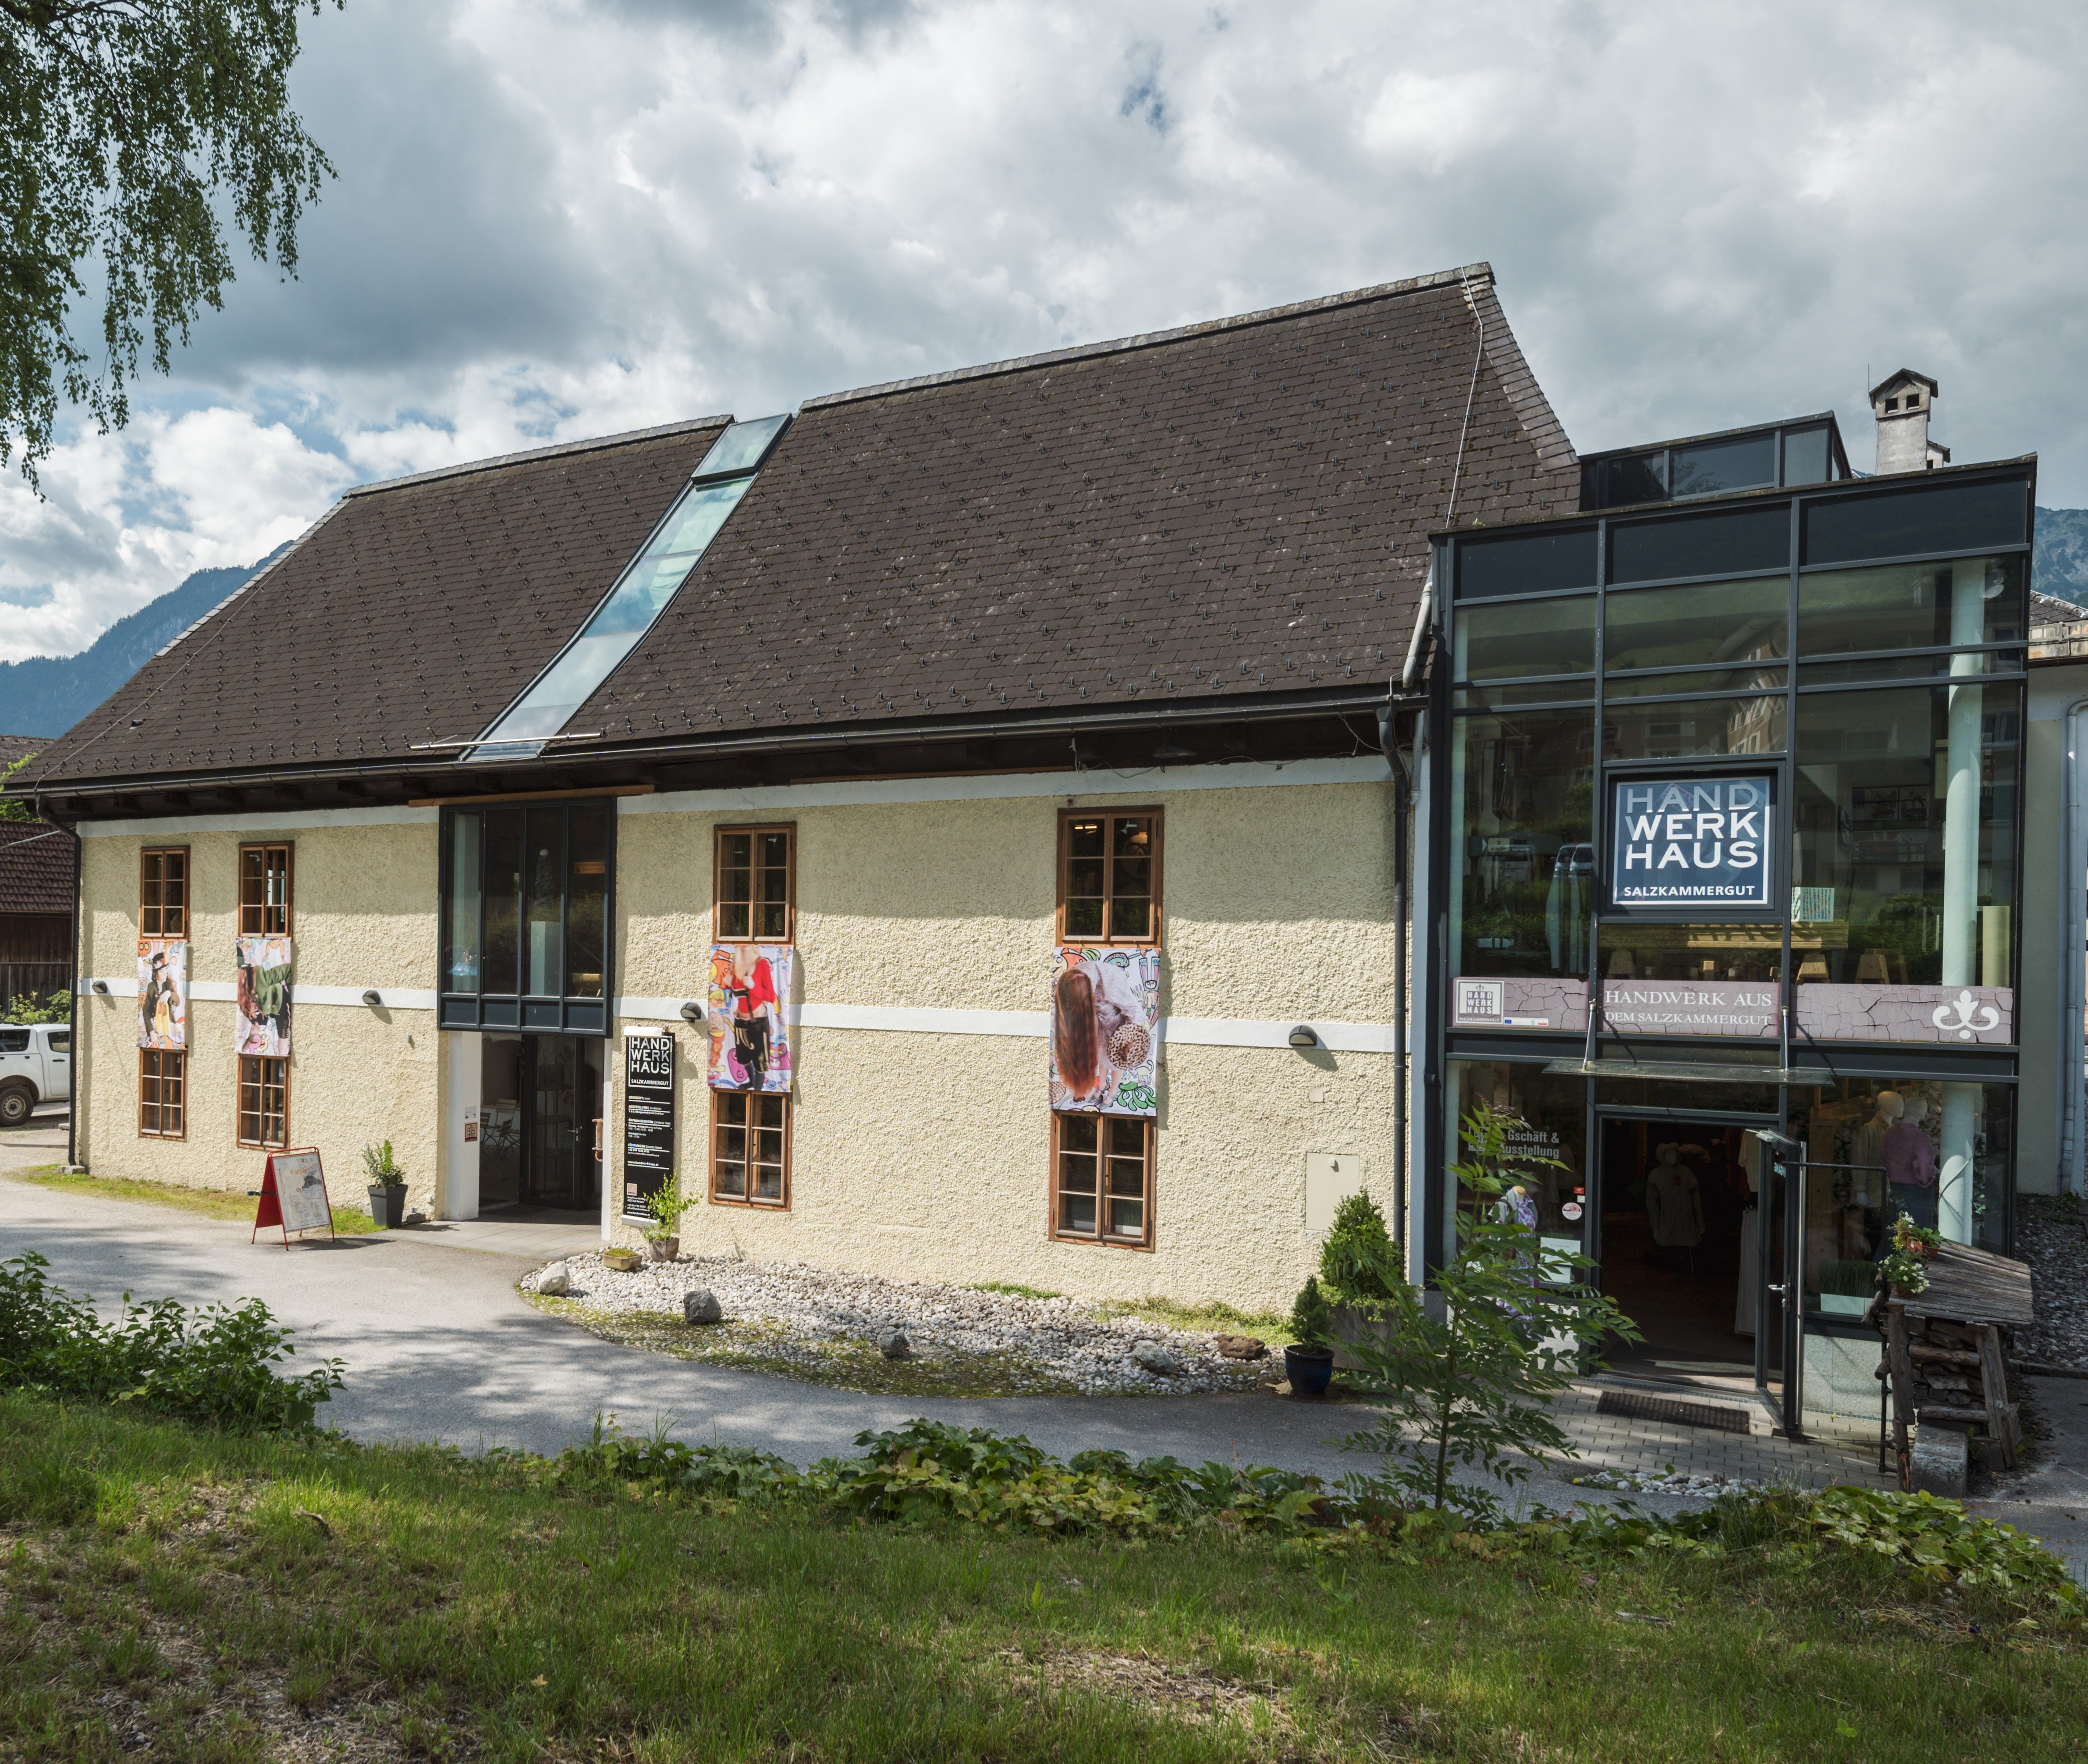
[1426,455,2033,1417]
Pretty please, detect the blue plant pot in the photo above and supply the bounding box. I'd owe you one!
[1284,1345,1335,1397]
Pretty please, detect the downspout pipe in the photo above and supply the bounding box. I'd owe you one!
[1381,565,1435,1250]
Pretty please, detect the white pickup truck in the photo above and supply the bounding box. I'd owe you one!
[0,1023,70,1125]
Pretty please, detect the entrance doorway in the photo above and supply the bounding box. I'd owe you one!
[478,1033,603,1211]
[1594,1115,1767,1383]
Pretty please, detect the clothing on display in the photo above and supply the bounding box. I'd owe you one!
[1882,1119,1937,1188]
[1646,1145,1705,1248]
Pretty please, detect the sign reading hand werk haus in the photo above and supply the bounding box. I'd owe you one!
[1609,775,1773,910]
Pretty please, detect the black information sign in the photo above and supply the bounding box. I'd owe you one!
[622,1029,676,1220]
[1608,774,1774,910]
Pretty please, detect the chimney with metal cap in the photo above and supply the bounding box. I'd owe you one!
[1870,369,1950,473]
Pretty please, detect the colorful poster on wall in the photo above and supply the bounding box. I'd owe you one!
[136,939,187,1049]
[1050,945,1161,1117]
[234,935,294,1054]
[707,944,795,1092]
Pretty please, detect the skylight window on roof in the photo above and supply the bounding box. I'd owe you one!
[467,417,788,763]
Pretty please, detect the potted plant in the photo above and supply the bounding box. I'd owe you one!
[1284,1276,1337,1396]
[362,1140,408,1229]
[639,1174,689,1262]
[1319,1189,1402,1369]
[1881,1214,1943,1298]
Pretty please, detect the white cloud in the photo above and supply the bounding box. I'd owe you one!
[7,0,2088,662]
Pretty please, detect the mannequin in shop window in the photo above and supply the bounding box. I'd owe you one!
[1646,1142,1705,1270]
[1882,1091,1939,1231]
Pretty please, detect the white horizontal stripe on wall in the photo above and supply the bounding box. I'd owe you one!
[612,996,1391,1051]
[622,754,1388,817]
[79,804,438,839]
[79,978,436,1010]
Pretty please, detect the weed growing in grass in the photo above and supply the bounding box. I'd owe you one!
[966,1281,1064,1300]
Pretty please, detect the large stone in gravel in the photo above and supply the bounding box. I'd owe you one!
[1910,1426,1969,1496]
[1213,1334,1267,1361]
[880,1329,913,1361]
[1131,1340,1185,1376]
[537,1261,570,1297]
[683,1288,723,1326]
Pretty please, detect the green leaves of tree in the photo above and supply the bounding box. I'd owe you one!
[0,0,339,484]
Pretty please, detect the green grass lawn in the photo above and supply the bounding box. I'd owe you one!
[8,1163,382,1234]
[2,1395,2082,1763]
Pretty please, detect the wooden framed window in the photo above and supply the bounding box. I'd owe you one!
[1051,1113,1153,1248]
[1057,810,1161,944]
[714,825,794,942]
[139,1049,186,1139]
[710,1090,789,1207]
[237,1054,289,1149]
[238,843,293,936]
[140,847,189,938]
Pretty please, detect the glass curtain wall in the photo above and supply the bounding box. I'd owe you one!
[1441,472,2030,1254]
[441,801,613,1033]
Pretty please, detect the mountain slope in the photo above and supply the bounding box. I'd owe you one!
[0,556,275,739]
[2035,507,2088,606]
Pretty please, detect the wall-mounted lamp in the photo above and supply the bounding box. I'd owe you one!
[678,1001,704,1023]
[1287,1024,1320,1049]
[90,980,110,995]
[361,989,383,1006]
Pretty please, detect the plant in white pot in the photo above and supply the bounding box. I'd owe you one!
[362,1140,408,1229]
[639,1174,689,1261]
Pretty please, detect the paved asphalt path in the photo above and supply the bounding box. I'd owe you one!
[0,1164,1395,1487]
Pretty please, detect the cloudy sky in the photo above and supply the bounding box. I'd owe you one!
[4,0,2083,662]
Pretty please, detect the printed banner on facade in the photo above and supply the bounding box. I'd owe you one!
[136,939,187,1049]
[707,945,794,1092]
[1609,775,1773,909]
[234,935,293,1055]
[1050,945,1161,1116]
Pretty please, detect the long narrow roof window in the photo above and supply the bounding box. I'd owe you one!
[468,416,789,761]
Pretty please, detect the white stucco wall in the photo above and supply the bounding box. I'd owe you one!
[75,815,442,1217]
[609,763,1402,1311]
[67,761,1410,1310]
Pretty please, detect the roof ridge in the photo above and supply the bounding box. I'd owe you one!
[341,416,735,499]
[802,262,1496,410]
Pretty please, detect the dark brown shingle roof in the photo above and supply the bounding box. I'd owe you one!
[560,265,1574,746]
[18,420,728,786]
[18,265,1576,791]
[0,822,72,914]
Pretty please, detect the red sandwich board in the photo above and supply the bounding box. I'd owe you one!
[251,1147,336,1248]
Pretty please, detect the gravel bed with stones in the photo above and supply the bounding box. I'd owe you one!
[2019,1200,2088,1372]
[521,1251,1273,1396]
[1569,1469,1767,1497]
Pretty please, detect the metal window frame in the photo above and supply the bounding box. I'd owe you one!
[438,799,618,1035]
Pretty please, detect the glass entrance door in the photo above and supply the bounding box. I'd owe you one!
[520,1034,603,1209]
[1752,1131,1805,1435]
